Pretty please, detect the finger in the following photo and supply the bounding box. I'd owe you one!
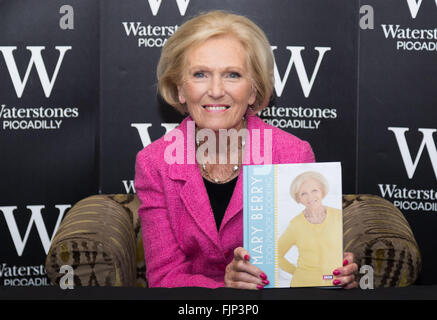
[234,247,250,261]
[342,281,358,290]
[232,248,268,279]
[345,262,358,275]
[234,258,268,281]
[333,274,355,287]
[343,252,354,266]
[230,270,266,286]
[225,266,269,289]
[229,280,265,290]
[334,262,358,277]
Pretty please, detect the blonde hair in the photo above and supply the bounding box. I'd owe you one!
[157,10,274,114]
[289,171,329,203]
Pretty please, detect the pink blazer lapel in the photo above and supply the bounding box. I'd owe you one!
[168,117,221,249]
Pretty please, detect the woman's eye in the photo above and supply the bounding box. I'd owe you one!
[193,72,205,78]
[228,72,241,79]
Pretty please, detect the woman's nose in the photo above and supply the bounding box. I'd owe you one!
[208,76,225,98]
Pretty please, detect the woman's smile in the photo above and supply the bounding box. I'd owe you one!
[202,104,230,112]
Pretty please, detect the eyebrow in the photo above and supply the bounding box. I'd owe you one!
[188,65,246,73]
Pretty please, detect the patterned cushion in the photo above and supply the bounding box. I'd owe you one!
[46,193,421,288]
[109,194,146,287]
[343,194,421,287]
[45,194,145,287]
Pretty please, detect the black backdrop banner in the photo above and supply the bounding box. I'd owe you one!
[0,0,435,287]
[0,0,99,286]
[357,0,437,285]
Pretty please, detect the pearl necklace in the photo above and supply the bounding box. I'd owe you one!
[200,163,240,184]
[196,119,246,184]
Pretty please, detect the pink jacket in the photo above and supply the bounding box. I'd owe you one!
[134,114,315,288]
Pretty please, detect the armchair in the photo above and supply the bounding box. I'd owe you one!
[45,194,421,288]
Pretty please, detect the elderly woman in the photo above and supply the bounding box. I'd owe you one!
[278,171,343,287]
[134,10,357,289]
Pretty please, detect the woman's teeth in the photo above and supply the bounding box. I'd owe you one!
[203,105,229,111]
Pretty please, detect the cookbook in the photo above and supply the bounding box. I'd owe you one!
[243,162,343,288]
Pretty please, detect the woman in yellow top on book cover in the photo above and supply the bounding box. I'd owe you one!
[278,171,343,287]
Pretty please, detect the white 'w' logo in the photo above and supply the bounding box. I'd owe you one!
[0,205,70,256]
[406,0,437,19]
[0,46,71,98]
[388,127,437,179]
[271,46,331,98]
[147,0,190,16]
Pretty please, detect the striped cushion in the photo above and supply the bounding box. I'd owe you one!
[343,194,421,287]
[45,194,145,287]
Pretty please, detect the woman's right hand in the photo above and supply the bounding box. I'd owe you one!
[224,247,269,290]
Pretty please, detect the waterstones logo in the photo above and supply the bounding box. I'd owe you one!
[0,46,77,130]
[263,46,334,130]
[271,46,331,98]
[0,104,79,130]
[146,0,190,16]
[0,263,50,287]
[388,127,437,180]
[260,105,337,130]
[378,127,437,213]
[380,1,437,52]
[0,46,71,98]
[0,204,70,256]
[379,184,437,212]
[122,22,179,48]
[406,0,437,19]
[122,0,190,47]
[381,24,437,51]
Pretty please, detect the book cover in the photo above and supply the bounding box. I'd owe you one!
[243,162,343,288]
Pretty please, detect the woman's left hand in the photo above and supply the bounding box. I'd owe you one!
[332,252,359,289]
